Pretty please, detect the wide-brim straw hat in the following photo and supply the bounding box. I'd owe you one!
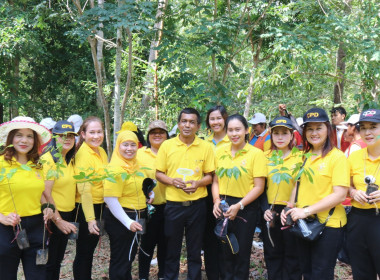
[0,116,52,145]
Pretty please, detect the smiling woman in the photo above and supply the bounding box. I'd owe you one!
[0,116,52,279]
[41,120,78,280]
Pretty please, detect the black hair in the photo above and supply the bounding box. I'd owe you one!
[146,130,170,148]
[205,105,228,130]
[135,128,147,147]
[330,106,347,117]
[225,114,249,142]
[177,108,201,124]
[302,121,335,158]
[43,134,76,165]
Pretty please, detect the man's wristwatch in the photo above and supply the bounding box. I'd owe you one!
[239,201,244,210]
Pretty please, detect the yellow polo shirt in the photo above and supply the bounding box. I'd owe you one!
[75,142,108,221]
[0,156,44,217]
[104,166,147,210]
[137,147,166,205]
[298,148,349,228]
[156,135,215,202]
[41,152,76,212]
[265,150,302,205]
[349,148,380,209]
[215,143,267,198]
[206,133,230,150]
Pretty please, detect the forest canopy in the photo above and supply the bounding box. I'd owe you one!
[1,0,379,152]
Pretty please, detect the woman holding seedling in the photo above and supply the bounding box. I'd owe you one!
[104,130,147,279]
[0,116,52,279]
[281,108,349,280]
[262,116,302,280]
[41,120,78,280]
[73,116,108,279]
[138,120,169,280]
[347,109,380,280]
[212,114,266,280]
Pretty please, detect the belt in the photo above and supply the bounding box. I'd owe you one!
[166,197,205,207]
[123,208,147,213]
[351,207,379,216]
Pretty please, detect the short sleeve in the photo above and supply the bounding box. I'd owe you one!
[156,141,168,173]
[252,149,268,178]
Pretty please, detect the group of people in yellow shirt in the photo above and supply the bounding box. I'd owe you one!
[0,105,379,280]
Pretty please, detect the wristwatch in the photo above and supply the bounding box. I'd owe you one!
[239,201,244,210]
[303,207,311,217]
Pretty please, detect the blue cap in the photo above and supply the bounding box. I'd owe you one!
[358,109,380,124]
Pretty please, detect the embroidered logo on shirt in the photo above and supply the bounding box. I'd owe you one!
[36,172,42,179]
[319,162,326,171]
[241,160,246,166]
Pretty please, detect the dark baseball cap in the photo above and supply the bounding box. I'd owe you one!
[269,117,294,130]
[302,108,329,125]
[52,120,78,135]
[358,109,380,124]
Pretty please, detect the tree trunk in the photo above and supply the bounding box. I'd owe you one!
[113,26,123,146]
[88,36,112,157]
[333,42,345,104]
[10,56,20,118]
[120,28,133,122]
[141,0,168,111]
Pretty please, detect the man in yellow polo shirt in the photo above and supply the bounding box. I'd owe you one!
[156,108,215,280]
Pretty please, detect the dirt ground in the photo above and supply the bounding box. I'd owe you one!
[17,233,353,279]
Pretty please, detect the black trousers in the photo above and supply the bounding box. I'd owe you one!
[139,204,166,279]
[0,214,46,280]
[105,207,147,280]
[222,196,258,280]
[203,185,225,280]
[46,210,74,280]
[295,226,343,280]
[347,207,380,280]
[73,203,103,280]
[164,198,206,280]
[261,205,301,280]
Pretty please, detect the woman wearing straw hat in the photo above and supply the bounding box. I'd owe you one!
[0,116,53,279]
[41,120,78,280]
[73,116,108,279]
[138,120,169,280]
[103,130,147,279]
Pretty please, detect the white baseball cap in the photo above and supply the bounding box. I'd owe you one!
[248,113,266,125]
[342,114,360,125]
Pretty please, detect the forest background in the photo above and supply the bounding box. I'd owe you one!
[1,0,379,154]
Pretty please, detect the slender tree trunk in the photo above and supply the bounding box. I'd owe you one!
[88,37,112,156]
[333,42,345,104]
[120,28,133,122]
[10,56,20,118]
[113,26,122,146]
[141,0,168,111]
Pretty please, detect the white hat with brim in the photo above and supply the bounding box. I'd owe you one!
[248,113,267,125]
[0,116,52,146]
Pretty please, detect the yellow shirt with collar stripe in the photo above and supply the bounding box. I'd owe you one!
[298,148,349,228]
[156,135,215,202]
[75,142,108,221]
[348,148,380,209]
[137,147,166,205]
[215,143,267,198]
[0,156,45,217]
[41,152,76,212]
[265,149,302,206]
[103,165,147,210]
[206,133,230,150]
